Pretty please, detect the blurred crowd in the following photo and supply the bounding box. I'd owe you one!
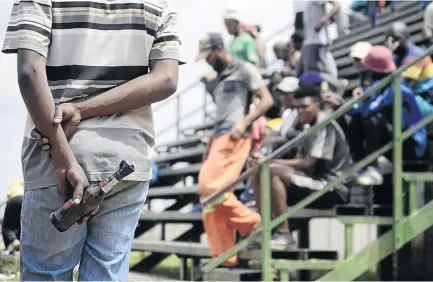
[190,0,433,266]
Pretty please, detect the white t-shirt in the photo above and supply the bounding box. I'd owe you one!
[303,0,330,45]
[293,0,311,13]
[280,108,298,137]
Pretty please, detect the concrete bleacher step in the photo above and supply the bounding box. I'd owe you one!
[147,184,245,200]
[140,211,202,223]
[139,208,336,224]
[343,1,417,33]
[181,121,215,136]
[203,268,261,281]
[155,163,201,186]
[155,136,203,153]
[331,1,421,51]
[336,204,393,217]
[331,12,424,60]
[154,146,205,166]
[132,240,211,257]
[240,248,338,261]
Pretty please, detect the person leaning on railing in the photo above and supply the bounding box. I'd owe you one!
[353,46,433,186]
[249,85,353,250]
[195,32,273,267]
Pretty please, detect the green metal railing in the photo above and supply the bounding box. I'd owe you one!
[200,45,433,281]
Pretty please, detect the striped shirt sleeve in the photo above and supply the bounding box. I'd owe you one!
[149,4,184,64]
[2,0,52,58]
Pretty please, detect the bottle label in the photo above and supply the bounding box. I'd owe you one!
[100,178,119,193]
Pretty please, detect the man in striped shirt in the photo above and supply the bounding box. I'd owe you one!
[2,0,183,280]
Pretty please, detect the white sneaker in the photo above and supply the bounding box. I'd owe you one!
[357,167,384,186]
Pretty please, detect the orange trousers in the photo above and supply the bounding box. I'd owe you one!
[199,134,261,266]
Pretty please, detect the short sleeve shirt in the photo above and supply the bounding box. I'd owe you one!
[228,33,260,64]
[3,0,184,189]
[213,58,264,124]
[298,118,352,178]
[303,0,329,45]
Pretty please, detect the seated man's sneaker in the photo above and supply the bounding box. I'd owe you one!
[357,166,384,186]
[270,231,297,250]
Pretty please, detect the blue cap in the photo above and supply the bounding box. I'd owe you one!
[299,71,324,86]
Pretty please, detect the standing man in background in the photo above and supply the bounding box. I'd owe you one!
[196,32,273,267]
[2,0,183,280]
[297,0,339,78]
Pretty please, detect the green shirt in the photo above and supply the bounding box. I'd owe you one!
[228,33,260,64]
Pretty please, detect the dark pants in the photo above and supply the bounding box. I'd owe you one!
[2,196,22,247]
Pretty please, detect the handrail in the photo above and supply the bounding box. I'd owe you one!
[201,112,433,274]
[155,103,210,136]
[201,45,433,276]
[201,44,433,207]
[153,81,201,112]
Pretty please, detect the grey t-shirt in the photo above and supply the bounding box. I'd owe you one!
[213,58,264,124]
[298,115,352,178]
[303,0,329,45]
[3,1,183,190]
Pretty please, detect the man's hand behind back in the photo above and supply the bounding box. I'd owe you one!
[56,164,88,204]
[32,103,82,151]
[53,103,82,140]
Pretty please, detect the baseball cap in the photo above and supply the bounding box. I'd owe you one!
[196,32,224,61]
[277,77,299,92]
[224,8,241,22]
[350,41,373,60]
[299,71,324,86]
[361,45,396,73]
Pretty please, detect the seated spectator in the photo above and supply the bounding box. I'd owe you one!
[196,32,273,266]
[2,181,24,255]
[385,21,433,101]
[349,41,373,97]
[297,0,339,79]
[356,45,432,185]
[250,85,352,249]
[288,31,303,70]
[273,42,295,76]
[259,77,300,154]
[349,0,389,27]
[298,70,342,95]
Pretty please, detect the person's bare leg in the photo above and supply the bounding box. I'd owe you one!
[270,173,290,233]
[251,172,262,212]
[252,167,290,226]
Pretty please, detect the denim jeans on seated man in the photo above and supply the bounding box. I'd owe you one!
[20,181,148,281]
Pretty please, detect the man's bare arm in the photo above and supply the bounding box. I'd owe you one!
[17,49,77,168]
[273,156,318,169]
[242,87,274,128]
[76,59,179,120]
[320,1,340,24]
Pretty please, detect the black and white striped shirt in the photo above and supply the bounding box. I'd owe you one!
[3,0,183,189]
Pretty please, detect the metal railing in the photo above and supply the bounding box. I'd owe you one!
[200,45,433,280]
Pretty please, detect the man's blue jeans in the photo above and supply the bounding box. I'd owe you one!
[20,181,149,281]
